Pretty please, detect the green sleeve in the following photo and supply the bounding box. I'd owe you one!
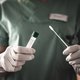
[0,24,8,46]
[0,4,8,46]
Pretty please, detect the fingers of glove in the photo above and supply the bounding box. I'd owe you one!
[7,53,26,66]
[13,54,35,61]
[1,53,23,72]
[66,50,80,61]
[72,64,80,74]
[2,58,22,72]
[5,61,22,72]
[66,53,72,61]
[69,58,80,65]
[12,46,35,54]
[63,45,80,55]
[11,49,35,61]
[13,66,22,72]
[1,57,16,72]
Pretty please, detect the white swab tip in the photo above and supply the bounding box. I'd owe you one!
[49,25,53,31]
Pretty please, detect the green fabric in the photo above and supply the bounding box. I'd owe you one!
[0,24,8,46]
[0,0,79,80]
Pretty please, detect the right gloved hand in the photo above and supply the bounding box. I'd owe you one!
[63,45,80,74]
[0,46,35,72]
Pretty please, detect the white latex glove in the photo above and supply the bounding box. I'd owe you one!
[0,46,35,72]
[63,45,80,74]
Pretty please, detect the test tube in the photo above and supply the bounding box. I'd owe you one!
[26,32,39,48]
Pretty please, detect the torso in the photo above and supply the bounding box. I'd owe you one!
[0,0,79,80]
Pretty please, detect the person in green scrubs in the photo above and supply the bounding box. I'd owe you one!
[0,0,80,80]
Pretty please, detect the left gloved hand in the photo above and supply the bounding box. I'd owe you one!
[63,45,80,74]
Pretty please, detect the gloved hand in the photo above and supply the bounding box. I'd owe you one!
[63,45,80,74]
[0,46,35,72]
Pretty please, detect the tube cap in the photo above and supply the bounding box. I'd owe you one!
[32,32,39,38]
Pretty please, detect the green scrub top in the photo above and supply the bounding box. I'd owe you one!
[0,0,79,80]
